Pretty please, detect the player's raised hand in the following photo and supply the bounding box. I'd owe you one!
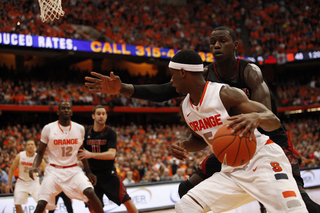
[85,71,122,94]
[77,148,93,160]
[171,142,188,161]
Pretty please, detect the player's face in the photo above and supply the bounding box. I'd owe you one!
[57,102,73,120]
[93,108,107,125]
[170,68,186,95]
[209,30,238,61]
[25,141,35,153]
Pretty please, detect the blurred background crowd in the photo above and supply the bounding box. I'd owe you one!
[1,114,320,194]
[2,65,320,108]
[1,0,319,57]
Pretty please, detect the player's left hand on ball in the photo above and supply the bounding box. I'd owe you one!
[77,148,93,160]
[227,113,258,139]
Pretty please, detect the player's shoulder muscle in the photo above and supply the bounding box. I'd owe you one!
[243,63,264,88]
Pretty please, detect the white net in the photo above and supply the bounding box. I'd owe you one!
[38,0,65,22]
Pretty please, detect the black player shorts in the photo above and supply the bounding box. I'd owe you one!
[94,173,131,206]
[194,153,222,179]
[282,147,304,187]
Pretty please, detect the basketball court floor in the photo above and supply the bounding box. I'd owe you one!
[145,188,320,213]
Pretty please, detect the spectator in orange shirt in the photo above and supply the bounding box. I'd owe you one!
[14,91,25,105]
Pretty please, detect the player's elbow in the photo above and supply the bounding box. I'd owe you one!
[259,113,281,132]
[271,116,281,130]
[261,114,281,132]
[109,149,117,159]
[110,153,116,159]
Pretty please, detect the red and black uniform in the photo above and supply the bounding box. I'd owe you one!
[199,58,303,186]
[84,125,131,206]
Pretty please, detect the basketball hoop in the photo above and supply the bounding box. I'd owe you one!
[38,0,65,22]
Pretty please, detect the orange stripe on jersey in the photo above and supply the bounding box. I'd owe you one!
[282,191,297,198]
[189,81,209,109]
[199,81,209,107]
[265,139,274,145]
[57,121,72,133]
[189,98,194,109]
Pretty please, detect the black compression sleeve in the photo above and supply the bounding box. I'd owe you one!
[132,82,181,102]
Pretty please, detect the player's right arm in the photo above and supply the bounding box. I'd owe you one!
[5,153,20,194]
[77,148,116,160]
[29,142,47,180]
[85,71,180,102]
[221,85,281,139]
[129,65,208,101]
[39,159,47,175]
[171,101,208,161]
[78,127,117,160]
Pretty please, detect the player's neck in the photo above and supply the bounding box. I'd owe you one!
[215,57,238,79]
[59,119,71,126]
[189,81,206,106]
[26,151,35,157]
[93,124,106,132]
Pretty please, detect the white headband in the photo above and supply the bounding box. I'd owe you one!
[168,61,203,72]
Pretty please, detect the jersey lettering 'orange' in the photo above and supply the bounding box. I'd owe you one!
[189,114,223,131]
[21,162,33,166]
[53,138,78,145]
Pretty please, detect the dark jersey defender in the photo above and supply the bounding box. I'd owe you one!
[84,125,131,206]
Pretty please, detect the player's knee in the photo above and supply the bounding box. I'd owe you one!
[178,180,194,198]
[175,195,204,213]
[83,187,96,199]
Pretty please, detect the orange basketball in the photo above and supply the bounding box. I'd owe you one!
[211,125,257,167]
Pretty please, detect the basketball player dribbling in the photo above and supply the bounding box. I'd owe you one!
[170,49,307,213]
[84,26,320,213]
[29,101,104,213]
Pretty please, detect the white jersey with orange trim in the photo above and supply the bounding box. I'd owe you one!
[181,81,269,170]
[177,81,308,213]
[19,151,38,182]
[40,121,85,166]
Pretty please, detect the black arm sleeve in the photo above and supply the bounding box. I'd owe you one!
[132,82,181,102]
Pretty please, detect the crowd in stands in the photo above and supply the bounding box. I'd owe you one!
[283,117,320,168]
[3,65,320,109]
[1,0,319,57]
[0,64,181,108]
[276,74,320,107]
[244,0,320,56]
[0,77,181,108]
[1,113,320,194]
